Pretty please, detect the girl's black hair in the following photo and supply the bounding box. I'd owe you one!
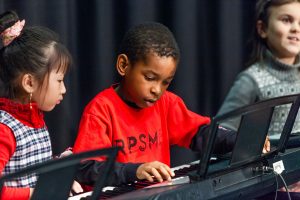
[247,0,300,66]
[118,22,180,65]
[0,10,72,99]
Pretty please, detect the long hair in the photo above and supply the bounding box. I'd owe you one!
[246,0,300,67]
[0,10,71,99]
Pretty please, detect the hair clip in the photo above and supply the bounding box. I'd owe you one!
[0,19,25,47]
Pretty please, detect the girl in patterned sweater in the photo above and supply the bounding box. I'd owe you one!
[217,0,300,135]
[217,0,300,195]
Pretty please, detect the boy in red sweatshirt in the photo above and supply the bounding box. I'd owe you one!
[73,22,238,186]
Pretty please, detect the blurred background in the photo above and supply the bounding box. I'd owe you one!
[0,0,256,155]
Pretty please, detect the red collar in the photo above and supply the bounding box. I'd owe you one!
[0,98,45,128]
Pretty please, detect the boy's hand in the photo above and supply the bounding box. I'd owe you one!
[136,161,175,183]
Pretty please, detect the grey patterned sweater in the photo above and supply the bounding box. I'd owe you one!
[217,50,300,135]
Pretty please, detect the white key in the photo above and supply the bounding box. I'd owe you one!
[68,186,116,200]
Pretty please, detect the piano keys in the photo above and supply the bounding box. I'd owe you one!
[70,147,300,200]
[69,191,91,200]
[69,160,200,200]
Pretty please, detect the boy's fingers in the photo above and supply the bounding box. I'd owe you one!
[159,165,173,181]
[142,171,154,182]
[151,168,163,182]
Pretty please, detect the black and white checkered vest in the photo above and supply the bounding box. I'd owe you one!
[0,110,52,187]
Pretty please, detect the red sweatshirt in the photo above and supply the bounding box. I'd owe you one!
[74,85,210,166]
[0,98,45,200]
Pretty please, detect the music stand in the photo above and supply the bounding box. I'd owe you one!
[0,147,120,200]
[196,93,300,179]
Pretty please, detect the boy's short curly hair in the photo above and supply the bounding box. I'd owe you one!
[118,22,180,65]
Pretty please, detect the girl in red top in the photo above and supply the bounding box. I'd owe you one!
[73,22,237,187]
[0,11,81,200]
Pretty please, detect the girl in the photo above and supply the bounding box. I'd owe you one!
[218,0,300,135]
[0,11,79,200]
[217,0,300,196]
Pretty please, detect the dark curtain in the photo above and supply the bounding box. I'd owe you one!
[0,0,256,155]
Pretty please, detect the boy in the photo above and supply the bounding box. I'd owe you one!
[73,22,237,186]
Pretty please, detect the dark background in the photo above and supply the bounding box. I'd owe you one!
[0,0,256,155]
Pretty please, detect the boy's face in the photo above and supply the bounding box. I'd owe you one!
[119,53,177,108]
